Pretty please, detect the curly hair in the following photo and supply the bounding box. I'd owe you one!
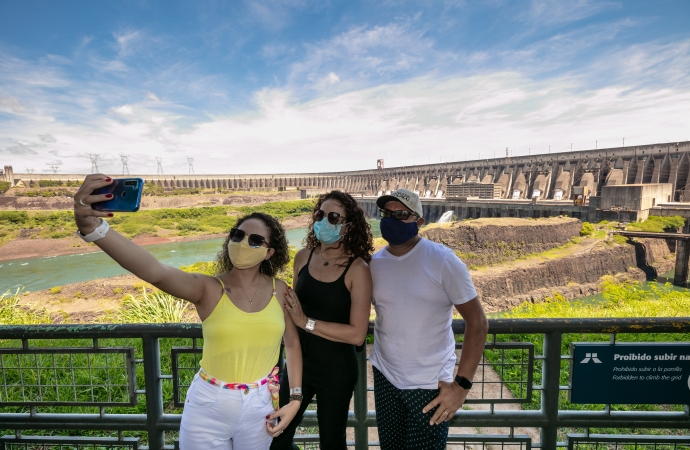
[215,212,290,277]
[305,190,374,264]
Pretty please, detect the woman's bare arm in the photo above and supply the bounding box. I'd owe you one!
[74,174,211,304]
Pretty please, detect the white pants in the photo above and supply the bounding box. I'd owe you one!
[179,373,275,450]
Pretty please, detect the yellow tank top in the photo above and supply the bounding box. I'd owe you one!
[199,277,285,383]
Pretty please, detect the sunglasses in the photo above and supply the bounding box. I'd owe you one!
[314,210,347,225]
[230,229,269,248]
[380,208,419,221]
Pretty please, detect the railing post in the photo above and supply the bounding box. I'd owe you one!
[142,336,165,450]
[353,350,369,450]
[541,331,562,448]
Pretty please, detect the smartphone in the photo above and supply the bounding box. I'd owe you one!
[92,178,144,212]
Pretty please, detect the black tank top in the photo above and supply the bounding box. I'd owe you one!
[294,249,360,361]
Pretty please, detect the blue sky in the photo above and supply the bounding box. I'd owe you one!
[1,0,689,175]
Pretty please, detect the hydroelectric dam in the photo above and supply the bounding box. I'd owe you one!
[4,140,690,223]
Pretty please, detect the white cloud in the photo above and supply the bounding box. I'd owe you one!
[38,133,57,143]
[113,105,134,115]
[520,0,619,26]
[151,116,165,124]
[0,94,25,113]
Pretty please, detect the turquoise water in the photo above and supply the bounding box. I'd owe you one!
[0,227,308,293]
[0,220,382,294]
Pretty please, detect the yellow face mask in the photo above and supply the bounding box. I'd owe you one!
[228,237,269,269]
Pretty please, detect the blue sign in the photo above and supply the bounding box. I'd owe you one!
[570,342,690,404]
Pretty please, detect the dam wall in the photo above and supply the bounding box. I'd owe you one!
[5,140,690,202]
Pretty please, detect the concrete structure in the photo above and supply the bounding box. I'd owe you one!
[4,140,690,223]
[601,183,673,221]
[446,183,501,199]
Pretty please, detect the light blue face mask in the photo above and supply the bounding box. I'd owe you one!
[313,218,344,244]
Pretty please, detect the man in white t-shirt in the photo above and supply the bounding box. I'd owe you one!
[369,188,488,450]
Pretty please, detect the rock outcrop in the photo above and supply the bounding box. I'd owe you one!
[422,217,582,267]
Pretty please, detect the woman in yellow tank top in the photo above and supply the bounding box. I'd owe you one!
[73,174,303,450]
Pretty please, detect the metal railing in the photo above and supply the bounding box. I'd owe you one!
[0,319,688,449]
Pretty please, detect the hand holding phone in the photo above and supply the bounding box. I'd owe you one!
[92,178,144,212]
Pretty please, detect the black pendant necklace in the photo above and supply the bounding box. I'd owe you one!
[319,251,339,266]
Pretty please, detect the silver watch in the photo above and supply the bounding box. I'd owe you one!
[290,387,302,395]
[305,318,316,333]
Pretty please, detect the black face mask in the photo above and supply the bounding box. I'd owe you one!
[379,217,419,245]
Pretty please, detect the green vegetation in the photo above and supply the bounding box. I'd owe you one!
[0,288,52,325]
[37,180,65,187]
[580,221,594,236]
[627,215,685,233]
[107,288,193,323]
[49,286,62,295]
[0,181,10,194]
[14,189,74,197]
[179,261,218,276]
[0,199,314,244]
[481,277,690,437]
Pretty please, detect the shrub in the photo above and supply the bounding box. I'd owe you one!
[0,181,10,194]
[38,180,64,187]
[580,222,594,236]
[109,288,192,323]
[0,211,29,225]
[113,287,123,295]
[612,234,628,245]
[628,215,685,233]
[50,286,62,295]
[73,291,83,298]
[179,261,218,276]
[0,288,52,324]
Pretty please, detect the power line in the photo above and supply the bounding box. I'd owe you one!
[187,157,194,175]
[120,155,130,175]
[87,153,99,173]
[156,157,163,175]
[46,162,60,174]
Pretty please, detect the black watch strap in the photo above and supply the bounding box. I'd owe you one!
[454,375,473,390]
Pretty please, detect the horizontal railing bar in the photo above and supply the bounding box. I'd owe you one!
[0,413,150,430]
[2,410,688,438]
[1,318,689,339]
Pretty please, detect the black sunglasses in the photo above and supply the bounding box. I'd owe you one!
[314,210,347,225]
[380,208,419,221]
[230,229,269,248]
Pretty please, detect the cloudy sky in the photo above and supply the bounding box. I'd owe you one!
[0,0,689,175]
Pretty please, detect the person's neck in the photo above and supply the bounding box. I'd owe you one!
[230,266,263,285]
[319,241,345,256]
[386,235,422,257]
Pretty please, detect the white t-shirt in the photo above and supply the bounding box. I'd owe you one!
[369,238,478,390]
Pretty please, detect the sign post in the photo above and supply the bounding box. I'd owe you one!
[570,342,690,404]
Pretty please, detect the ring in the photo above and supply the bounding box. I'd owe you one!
[78,197,87,207]
[291,303,295,307]
[442,411,449,416]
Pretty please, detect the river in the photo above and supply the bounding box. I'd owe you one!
[0,221,382,293]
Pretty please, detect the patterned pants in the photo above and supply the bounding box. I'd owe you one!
[373,366,450,450]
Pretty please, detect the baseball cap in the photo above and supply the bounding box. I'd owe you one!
[376,188,424,218]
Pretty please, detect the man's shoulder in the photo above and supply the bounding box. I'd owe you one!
[419,238,454,257]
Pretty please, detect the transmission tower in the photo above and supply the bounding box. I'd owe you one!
[187,157,194,175]
[25,167,35,174]
[87,153,99,173]
[46,163,60,174]
[120,155,130,175]
[156,157,163,175]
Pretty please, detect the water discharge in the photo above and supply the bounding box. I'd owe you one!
[438,211,454,224]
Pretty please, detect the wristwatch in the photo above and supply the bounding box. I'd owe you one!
[76,219,110,243]
[290,387,302,395]
[454,374,473,390]
[305,318,316,333]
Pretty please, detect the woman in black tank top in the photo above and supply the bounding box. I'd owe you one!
[271,191,374,450]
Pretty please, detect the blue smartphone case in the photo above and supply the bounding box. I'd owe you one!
[92,178,144,212]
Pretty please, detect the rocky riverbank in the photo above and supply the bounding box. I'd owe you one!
[422,219,676,312]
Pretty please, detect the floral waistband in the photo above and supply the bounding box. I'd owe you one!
[198,367,280,410]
